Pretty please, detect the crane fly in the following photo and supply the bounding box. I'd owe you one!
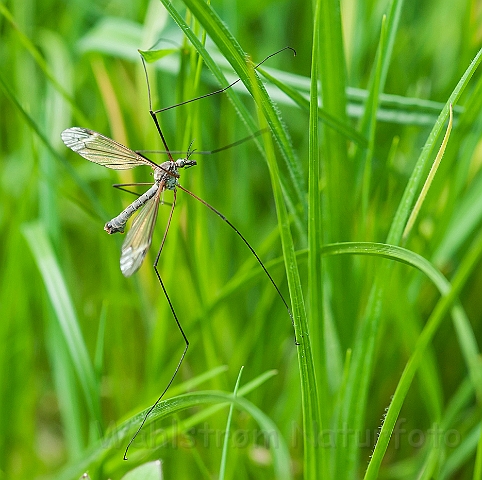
[61,127,196,276]
[61,46,296,460]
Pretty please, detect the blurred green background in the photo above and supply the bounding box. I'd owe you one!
[1,0,482,478]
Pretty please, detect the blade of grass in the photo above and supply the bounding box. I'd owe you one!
[355,0,404,146]
[359,15,387,229]
[474,427,482,480]
[308,0,329,477]
[22,221,102,434]
[219,366,243,480]
[58,390,292,480]
[402,105,454,242]
[318,2,353,444]
[249,57,319,479]
[364,230,482,479]
[319,0,350,244]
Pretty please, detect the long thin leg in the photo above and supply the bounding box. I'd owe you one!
[113,182,153,197]
[124,190,189,460]
[198,128,270,155]
[176,184,298,344]
[140,47,295,163]
[139,56,175,161]
[150,47,296,115]
[154,189,178,266]
[136,128,271,157]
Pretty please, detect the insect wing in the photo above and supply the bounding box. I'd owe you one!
[61,127,155,170]
[120,189,161,276]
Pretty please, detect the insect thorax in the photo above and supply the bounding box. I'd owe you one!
[155,161,179,190]
[155,158,197,190]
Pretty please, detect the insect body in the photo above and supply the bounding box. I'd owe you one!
[61,127,196,277]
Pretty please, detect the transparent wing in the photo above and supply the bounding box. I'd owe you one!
[61,127,155,170]
[120,189,161,277]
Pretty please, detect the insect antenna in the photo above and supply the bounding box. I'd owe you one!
[186,139,197,160]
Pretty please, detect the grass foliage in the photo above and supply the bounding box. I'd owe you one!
[1,0,482,478]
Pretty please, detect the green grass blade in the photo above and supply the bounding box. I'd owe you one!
[402,105,454,242]
[474,427,482,480]
[22,221,102,432]
[364,231,482,479]
[319,0,350,243]
[317,4,354,472]
[57,391,292,480]
[388,48,482,244]
[359,15,387,225]
[308,0,328,477]
[218,366,243,480]
[250,66,318,479]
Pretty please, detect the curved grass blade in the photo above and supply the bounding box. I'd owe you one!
[364,231,482,479]
[22,221,102,434]
[57,390,292,480]
[402,105,454,242]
